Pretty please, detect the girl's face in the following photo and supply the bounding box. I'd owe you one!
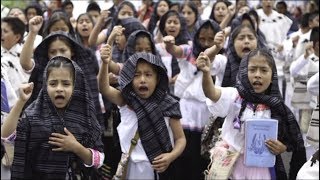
[157,1,169,17]
[76,15,93,38]
[48,39,73,59]
[182,5,196,27]
[1,22,21,50]
[164,15,181,38]
[26,8,38,21]
[198,26,215,49]
[134,36,152,53]
[8,8,27,25]
[248,55,272,94]
[214,2,228,23]
[47,67,74,110]
[49,20,70,33]
[115,34,126,50]
[234,27,257,59]
[133,60,158,99]
[118,5,134,19]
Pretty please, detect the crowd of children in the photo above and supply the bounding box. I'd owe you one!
[1,0,319,179]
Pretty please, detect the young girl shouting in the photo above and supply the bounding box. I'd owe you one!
[197,48,306,179]
[99,47,186,179]
[10,56,104,179]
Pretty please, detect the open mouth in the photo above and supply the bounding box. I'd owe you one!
[55,95,65,102]
[82,28,88,32]
[138,86,149,92]
[252,81,263,87]
[242,47,251,53]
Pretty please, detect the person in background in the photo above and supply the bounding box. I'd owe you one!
[86,1,101,24]
[276,1,299,35]
[137,0,154,23]
[181,1,201,39]
[24,3,44,36]
[61,0,73,19]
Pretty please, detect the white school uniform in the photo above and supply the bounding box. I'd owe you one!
[117,105,174,179]
[206,87,271,179]
[174,54,227,131]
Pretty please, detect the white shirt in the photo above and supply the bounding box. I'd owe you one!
[117,105,174,179]
[307,72,319,96]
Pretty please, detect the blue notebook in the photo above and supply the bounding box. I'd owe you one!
[244,118,278,167]
[1,80,10,113]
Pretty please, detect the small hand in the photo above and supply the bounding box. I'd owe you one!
[48,128,79,152]
[163,35,175,47]
[265,139,287,155]
[70,17,77,30]
[19,82,34,102]
[108,73,119,85]
[304,41,314,59]
[29,16,43,33]
[152,153,173,173]
[100,44,112,64]
[196,52,211,73]
[98,10,110,24]
[108,25,125,45]
[214,31,226,49]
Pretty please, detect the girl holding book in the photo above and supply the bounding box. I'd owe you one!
[197,48,306,179]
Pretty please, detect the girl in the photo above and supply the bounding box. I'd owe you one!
[181,1,201,39]
[88,1,137,47]
[42,10,75,38]
[222,24,261,87]
[147,0,171,42]
[75,13,94,48]
[10,56,104,179]
[24,3,44,35]
[20,16,104,130]
[157,10,190,94]
[197,48,306,179]
[209,0,235,29]
[167,19,225,180]
[98,50,186,179]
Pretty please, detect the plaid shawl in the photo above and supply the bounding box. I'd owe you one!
[11,57,103,179]
[234,49,306,179]
[119,52,181,162]
[26,31,104,129]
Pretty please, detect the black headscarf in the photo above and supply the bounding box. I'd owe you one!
[122,30,158,61]
[192,19,221,58]
[11,57,103,179]
[27,31,104,128]
[235,48,306,179]
[222,24,262,87]
[119,52,181,163]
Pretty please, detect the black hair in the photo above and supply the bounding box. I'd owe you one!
[46,56,75,83]
[24,3,43,17]
[46,35,74,58]
[231,24,257,44]
[276,1,287,9]
[42,11,75,38]
[180,1,199,25]
[159,10,190,45]
[118,1,138,18]
[247,48,275,71]
[310,27,319,47]
[309,11,319,21]
[300,13,311,28]
[86,2,101,13]
[209,0,232,22]
[62,0,73,9]
[1,17,26,43]
[148,0,171,33]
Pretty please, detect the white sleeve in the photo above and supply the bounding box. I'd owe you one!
[84,149,105,168]
[290,54,309,77]
[307,72,319,96]
[206,87,238,117]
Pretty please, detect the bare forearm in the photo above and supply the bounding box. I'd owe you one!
[205,45,221,61]
[220,14,232,29]
[88,23,104,46]
[1,99,26,138]
[166,45,183,58]
[109,61,121,75]
[202,71,220,102]
[73,143,92,165]
[20,32,36,71]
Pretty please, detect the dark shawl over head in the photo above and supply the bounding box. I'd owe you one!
[11,57,103,179]
[27,31,104,128]
[122,30,158,61]
[222,24,262,87]
[119,52,181,162]
[192,19,221,58]
[108,17,146,63]
[234,48,306,179]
